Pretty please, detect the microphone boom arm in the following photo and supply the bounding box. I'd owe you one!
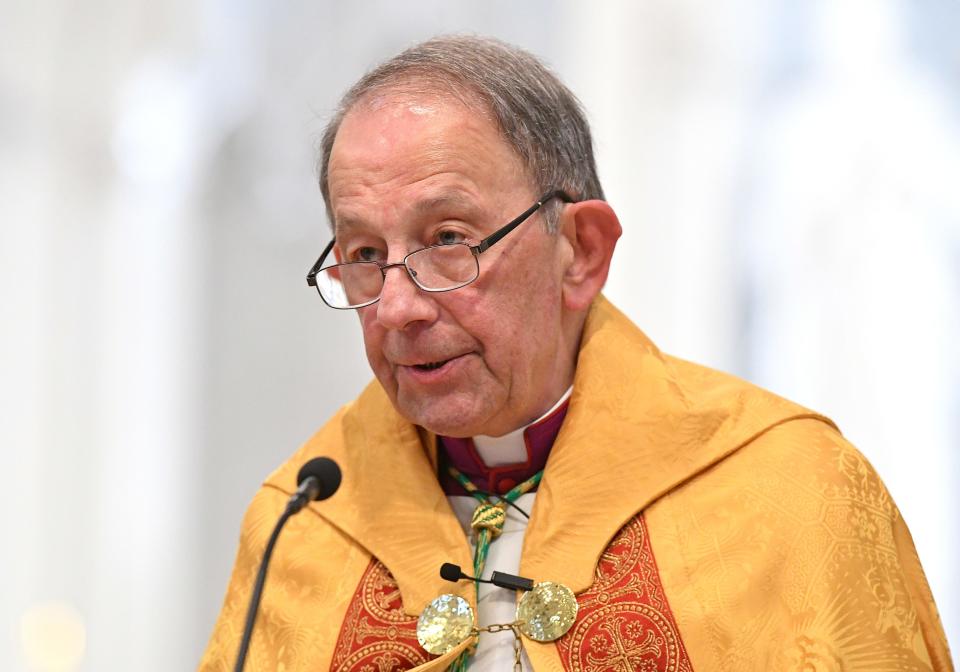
[233,457,342,672]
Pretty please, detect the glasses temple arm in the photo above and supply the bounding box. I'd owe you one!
[475,190,573,253]
[306,238,337,286]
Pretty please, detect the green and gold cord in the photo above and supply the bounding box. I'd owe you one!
[445,467,542,671]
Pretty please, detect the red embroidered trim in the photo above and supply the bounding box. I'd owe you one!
[330,559,433,672]
[555,515,694,672]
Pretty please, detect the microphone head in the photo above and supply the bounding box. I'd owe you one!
[440,563,463,583]
[296,457,342,502]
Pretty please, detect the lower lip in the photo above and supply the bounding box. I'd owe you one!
[399,354,471,385]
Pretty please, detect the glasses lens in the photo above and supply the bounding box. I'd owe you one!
[408,244,478,291]
[315,262,382,308]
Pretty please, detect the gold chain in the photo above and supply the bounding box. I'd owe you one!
[511,624,523,672]
[471,621,526,672]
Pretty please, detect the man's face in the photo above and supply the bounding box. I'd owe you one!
[326,93,577,438]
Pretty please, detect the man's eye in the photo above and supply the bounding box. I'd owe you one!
[435,230,466,246]
[352,246,384,262]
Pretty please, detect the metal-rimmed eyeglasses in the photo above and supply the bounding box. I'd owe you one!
[306,190,574,310]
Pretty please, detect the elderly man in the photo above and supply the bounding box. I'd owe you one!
[201,37,952,671]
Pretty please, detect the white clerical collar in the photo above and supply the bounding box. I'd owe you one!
[472,387,573,467]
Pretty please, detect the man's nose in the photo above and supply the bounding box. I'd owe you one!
[375,262,437,330]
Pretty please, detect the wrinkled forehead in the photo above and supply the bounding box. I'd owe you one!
[335,85,506,171]
[327,90,533,224]
[326,79,529,181]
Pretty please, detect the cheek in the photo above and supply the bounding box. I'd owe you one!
[467,266,562,365]
[510,253,564,319]
[358,311,388,371]
[511,266,566,353]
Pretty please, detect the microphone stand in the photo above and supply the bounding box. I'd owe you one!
[233,505,296,672]
[233,457,340,672]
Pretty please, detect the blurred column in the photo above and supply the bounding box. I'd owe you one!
[88,58,205,670]
[1,1,208,668]
[559,0,772,370]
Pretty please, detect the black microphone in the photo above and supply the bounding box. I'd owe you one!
[234,457,342,672]
[289,457,343,514]
[440,562,535,592]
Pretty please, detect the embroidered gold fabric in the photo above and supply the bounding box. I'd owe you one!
[199,295,953,672]
[647,416,955,670]
[331,559,432,671]
[554,515,693,672]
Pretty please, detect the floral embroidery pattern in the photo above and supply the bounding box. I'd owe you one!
[556,515,693,672]
[330,560,431,672]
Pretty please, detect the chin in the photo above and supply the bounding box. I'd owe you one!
[396,394,491,438]
[403,408,481,438]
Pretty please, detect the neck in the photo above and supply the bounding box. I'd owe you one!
[472,388,573,466]
[438,387,572,495]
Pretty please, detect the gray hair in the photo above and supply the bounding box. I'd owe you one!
[317,35,605,232]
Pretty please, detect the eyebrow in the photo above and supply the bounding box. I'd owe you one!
[332,216,367,239]
[333,191,484,238]
[410,192,481,218]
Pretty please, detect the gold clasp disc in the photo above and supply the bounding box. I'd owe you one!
[416,594,475,655]
[516,582,578,642]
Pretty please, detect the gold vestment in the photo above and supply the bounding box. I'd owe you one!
[201,296,952,671]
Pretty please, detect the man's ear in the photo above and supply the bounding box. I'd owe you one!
[558,200,622,312]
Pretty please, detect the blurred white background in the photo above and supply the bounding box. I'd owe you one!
[2,0,957,669]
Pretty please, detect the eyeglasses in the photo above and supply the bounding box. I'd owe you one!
[306,190,574,310]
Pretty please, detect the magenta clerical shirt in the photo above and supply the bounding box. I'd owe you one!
[437,398,570,496]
